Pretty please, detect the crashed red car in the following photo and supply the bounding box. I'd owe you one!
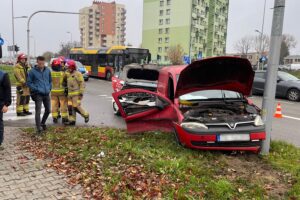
[112,57,266,153]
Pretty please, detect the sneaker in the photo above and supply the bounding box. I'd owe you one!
[41,124,47,131]
[53,118,58,124]
[24,111,32,115]
[62,118,69,125]
[84,116,89,123]
[67,121,76,126]
[17,113,27,117]
[0,145,4,151]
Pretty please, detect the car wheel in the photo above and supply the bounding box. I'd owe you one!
[106,71,112,81]
[112,100,120,116]
[173,128,184,147]
[287,89,300,101]
[84,77,89,82]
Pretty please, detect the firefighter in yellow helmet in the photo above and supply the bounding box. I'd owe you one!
[14,53,32,116]
[65,60,89,125]
[50,59,68,124]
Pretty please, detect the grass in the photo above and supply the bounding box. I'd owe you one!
[288,70,300,79]
[0,65,16,84]
[22,127,299,199]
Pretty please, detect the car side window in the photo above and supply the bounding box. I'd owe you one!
[117,92,169,116]
[255,72,266,79]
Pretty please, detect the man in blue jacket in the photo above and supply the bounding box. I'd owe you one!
[27,56,52,134]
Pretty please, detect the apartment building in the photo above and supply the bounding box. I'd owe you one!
[79,1,126,48]
[142,0,229,63]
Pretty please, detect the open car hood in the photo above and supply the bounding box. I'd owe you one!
[175,57,254,97]
[122,64,160,84]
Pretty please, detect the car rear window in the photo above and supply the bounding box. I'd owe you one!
[127,69,159,81]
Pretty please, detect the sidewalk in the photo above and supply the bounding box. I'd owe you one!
[0,128,83,200]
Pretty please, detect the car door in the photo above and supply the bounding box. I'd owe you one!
[253,72,266,94]
[112,89,178,134]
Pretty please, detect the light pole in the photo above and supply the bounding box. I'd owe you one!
[30,36,36,58]
[27,10,80,61]
[256,0,267,71]
[261,0,286,154]
[255,29,263,70]
[66,31,73,44]
[11,0,28,58]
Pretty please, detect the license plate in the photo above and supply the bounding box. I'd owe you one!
[218,134,250,142]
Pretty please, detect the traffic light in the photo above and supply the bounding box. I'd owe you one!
[14,45,20,52]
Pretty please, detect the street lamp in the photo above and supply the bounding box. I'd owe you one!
[66,31,73,43]
[256,0,267,71]
[255,29,264,70]
[11,0,28,59]
[27,10,81,61]
[30,36,36,58]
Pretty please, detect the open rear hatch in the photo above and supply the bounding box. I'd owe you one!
[175,57,255,97]
[122,64,160,91]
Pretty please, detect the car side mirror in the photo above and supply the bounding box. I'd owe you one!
[277,78,282,83]
[156,97,166,110]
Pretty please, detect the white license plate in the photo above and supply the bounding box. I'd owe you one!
[218,134,250,142]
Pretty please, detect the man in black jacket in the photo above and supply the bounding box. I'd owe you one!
[0,70,12,149]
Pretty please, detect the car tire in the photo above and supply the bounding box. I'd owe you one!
[112,100,120,116]
[106,71,112,81]
[287,89,300,101]
[84,77,89,82]
[173,128,184,147]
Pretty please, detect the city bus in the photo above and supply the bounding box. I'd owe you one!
[69,46,151,80]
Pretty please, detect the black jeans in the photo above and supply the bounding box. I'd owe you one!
[0,111,3,145]
[34,94,51,131]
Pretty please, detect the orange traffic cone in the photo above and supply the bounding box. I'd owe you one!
[274,103,283,118]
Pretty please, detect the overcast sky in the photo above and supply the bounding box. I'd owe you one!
[0,0,299,57]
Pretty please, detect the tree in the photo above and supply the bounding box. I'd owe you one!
[253,34,270,53]
[42,51,54,62]
[166,44,184,65]
[279,34,297,64]
[234,36,253,56]
[58,41,81,57]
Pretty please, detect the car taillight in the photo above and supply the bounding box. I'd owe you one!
[250,132,266,141]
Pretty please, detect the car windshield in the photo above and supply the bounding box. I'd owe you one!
[75,61,84,69]
[180,90,243,101]
[278,71,299,81]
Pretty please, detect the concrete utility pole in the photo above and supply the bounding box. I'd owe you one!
[261,0,286,154]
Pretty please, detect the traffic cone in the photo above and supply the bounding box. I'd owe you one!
[274,103,283,118]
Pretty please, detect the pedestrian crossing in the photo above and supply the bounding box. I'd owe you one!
[3,87,44,121]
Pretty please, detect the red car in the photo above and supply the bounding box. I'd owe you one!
[112,57,266,153]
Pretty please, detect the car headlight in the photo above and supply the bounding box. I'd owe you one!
[181,122,208,130]
[254,115,264,126]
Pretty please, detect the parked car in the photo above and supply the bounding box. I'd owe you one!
[111,64,160,114]
[252,71,300,101]
[76,61,89,82]
[112,57,266,153]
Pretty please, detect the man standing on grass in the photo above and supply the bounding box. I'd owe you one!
[0,69,12,150]
[27,56,52,134]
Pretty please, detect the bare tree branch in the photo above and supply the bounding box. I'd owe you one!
[234,36,253,56]
[166,45,184,65]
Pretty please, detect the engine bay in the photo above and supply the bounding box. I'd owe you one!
[181,101,259,124]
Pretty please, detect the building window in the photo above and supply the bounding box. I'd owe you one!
[167,0,171,5]
[160,0,164,6]
[165,37,169,43]
[159,19,163,25]
[159,10,164,16]
[159,29,163,34]
[158,47,162,53]
[166,9,171,15]
[158,38,162,43]
[164,56,168,61]
[165,28,170,34]
[165,47,169,52]
[166,18,170,25]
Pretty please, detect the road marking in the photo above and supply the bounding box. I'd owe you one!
[98,95,107,97]
[283,115,300,121]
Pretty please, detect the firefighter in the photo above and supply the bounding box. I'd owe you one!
[50,59,68,124]
[14,53,32,116]
[66,60,89,125]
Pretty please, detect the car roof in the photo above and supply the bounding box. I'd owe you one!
[160,65,186,77]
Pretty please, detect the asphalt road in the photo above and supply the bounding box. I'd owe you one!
[4,78,300,147]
